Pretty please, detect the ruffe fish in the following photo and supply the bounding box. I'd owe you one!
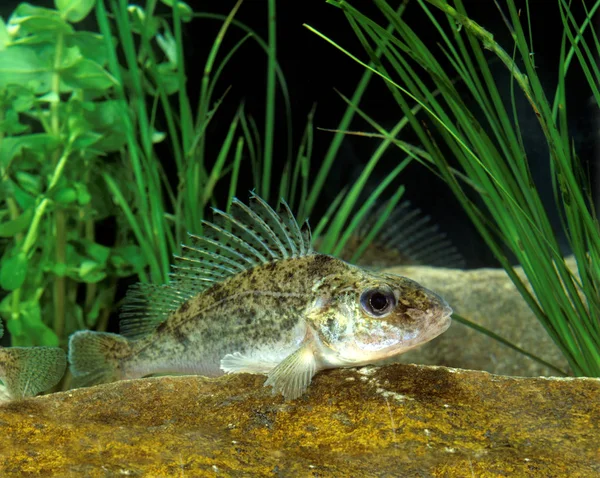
[0,320,66,401]
[69,193,452,400]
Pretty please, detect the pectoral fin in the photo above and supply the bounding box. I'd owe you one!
[263,343,317,400]
[220,351,279,375]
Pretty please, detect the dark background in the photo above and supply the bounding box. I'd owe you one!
[2,0,598,269]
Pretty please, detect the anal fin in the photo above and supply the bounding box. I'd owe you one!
[263,343,317,400]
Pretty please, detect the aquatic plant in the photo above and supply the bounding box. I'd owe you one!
[0,0,410,359]
[309,0,600,376]
[0,1,140,348]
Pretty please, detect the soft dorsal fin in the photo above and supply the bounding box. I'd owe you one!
[352,200,465,268]
[119,193,313,339]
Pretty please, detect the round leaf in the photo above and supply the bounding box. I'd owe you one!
[55,0,96,23]
[0,252,28,290]
[6,316,23,338]
[53,187,77,204]
[0,209,33,238]
[159,0,193,22]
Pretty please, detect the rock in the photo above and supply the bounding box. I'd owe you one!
[386,264,571,376]
[1,365,598,476]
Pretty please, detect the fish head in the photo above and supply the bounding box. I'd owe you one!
[310,269,452,367]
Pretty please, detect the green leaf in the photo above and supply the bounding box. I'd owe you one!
[110,245,147,275]
[71,131,103,149]
[61,59,117,90]
[0,18,9,51]
[156,31,177,65]
[50,262,68,277]
[55,0,96,23]
[74,183,91,205]
[0,209,33,237]
[126,5,160,36]
[7,85,36,112]
[0,252,28,290]
[0,134,61,167]
[85,293,103,327]
[152,130,166,143]
[77,239,110,264]
[53,187,78,204]
[82,100,127,151]
[0,47,52,93]
[66,32,108,66]
[79,260,106,283]
[58,45,84,70]
[20,300,59,346]
[159,0,193,22]
[14,171,43,197]
[6,317,23,338]
[0,109,29,135]
[9,4,73,35]
[155,62,179,94]
[10,181,36,209]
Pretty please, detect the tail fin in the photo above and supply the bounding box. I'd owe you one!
[0,347,66,400]
[68,331,131,388]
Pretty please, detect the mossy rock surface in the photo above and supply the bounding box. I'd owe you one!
[1,364,598,477]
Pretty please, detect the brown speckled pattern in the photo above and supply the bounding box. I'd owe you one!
[118,253,451,383]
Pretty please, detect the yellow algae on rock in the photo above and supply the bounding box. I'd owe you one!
[1,364,599,477]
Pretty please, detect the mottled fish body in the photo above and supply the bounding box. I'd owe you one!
[0,320,66,401]
[69,194,452,400]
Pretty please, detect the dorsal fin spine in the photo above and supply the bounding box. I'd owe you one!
[174,253,240,275]
[300,221,312,254]
[201,220,263,266]
[171,264,228,279]
[276,202,301,255]
[211,209,271,263]
[182,237,250,270]
[118,194,313,339]
[249,193,296,257]
[232,198,288,258]
[280,200,306,255]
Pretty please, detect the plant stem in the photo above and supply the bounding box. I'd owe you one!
[83,208,97,321]
[51,33,67,341]
[53,210,66,340]
[261,0,277,201]
[95,279,117,333]
[20,145,71,255]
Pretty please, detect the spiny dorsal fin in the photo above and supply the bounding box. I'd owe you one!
[119,194,313,339]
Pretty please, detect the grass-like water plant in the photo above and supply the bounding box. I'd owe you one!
[308,0,600,376]
[0,0,412,359]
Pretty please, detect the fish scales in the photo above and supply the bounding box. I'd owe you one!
[111,255,345,379]
[69,194,453,400]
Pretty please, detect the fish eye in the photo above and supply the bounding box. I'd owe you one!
[360,289,396,317]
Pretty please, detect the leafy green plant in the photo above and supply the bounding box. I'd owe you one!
[0,0,413,359]
[93,0,417,282]
[310,0,600,376]
[0,1,149,347]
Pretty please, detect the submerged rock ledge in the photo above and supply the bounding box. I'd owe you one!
[1,364,598,477]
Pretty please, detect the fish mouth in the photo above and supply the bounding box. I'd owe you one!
[429,289,452,320]
[442,303,453,318]
[434,301,453,334]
